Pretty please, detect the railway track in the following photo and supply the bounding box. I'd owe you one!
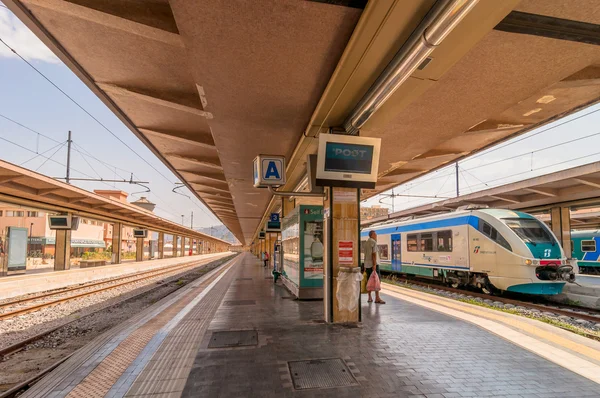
[0,255,234,359]
[383,276,600,325]
[0,257,222,321]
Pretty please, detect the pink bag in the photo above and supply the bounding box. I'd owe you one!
[366,270,381,292]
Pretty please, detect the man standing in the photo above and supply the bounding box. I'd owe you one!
[363,230,385,304]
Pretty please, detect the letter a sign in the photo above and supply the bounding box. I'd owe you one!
[253,155,286,187]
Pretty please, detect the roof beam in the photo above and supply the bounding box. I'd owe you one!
[97,83,213,118]
[0,175,22,184]
[523,187,558,197]
[139,128,216,150]
[167,155,222,170]
[37,187,64,196]
[573,177,600,189]
[489,195,521,204]
[22,0,184,48]
[194,186,231,194]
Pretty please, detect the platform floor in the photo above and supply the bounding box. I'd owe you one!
[25,253,600,398]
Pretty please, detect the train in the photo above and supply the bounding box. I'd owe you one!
[571,230,600,275]
[361,208,576,295]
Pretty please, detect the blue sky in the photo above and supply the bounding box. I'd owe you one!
[1,3,600,227]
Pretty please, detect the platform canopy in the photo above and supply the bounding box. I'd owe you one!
[362,161,600,227]
[6,0,600,244]
[0,160,229,245]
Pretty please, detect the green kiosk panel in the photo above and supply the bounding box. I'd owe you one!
[281,205,324,299]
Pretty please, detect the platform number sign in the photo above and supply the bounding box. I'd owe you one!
[253,155,286,187]
[270,213,280,223]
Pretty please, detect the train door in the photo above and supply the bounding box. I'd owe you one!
[391,234,401,272]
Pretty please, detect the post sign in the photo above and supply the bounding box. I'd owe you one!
[266,212,281,232]
[338,240,353,264]
[253,155,286,187]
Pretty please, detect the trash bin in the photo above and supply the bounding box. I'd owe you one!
[336,266,362,313]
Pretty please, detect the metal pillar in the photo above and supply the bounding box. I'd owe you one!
[158,232,164,259]
[323,187,360,324]
[55,229,71,270]
[180,237,185,257]
[550,207,572,257]
[112,222,122,264]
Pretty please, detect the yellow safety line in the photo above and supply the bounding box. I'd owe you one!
[382,283,600,362]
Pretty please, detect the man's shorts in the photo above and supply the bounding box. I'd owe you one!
[365,264,381,283]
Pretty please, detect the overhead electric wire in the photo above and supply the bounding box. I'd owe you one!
[0,37,175,184]
[20,140,66,166]
[0,113,132,177]
[35,142,66,171]
[466,106,600,161]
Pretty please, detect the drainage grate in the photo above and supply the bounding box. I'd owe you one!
[223,300,256,306]
[208,330,258,348]
[288,358,358,390]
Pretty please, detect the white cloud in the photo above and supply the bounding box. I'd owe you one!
[0,6,59,63]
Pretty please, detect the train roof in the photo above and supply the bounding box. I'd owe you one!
[365,208,535,231]
[571,230,600,238]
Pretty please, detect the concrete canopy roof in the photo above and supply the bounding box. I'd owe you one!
[0,159,229,245]
[6,0,600,245]
[362,161,600,227]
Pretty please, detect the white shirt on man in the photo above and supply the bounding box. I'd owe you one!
[363,237,379,268]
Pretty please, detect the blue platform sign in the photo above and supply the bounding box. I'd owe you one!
[270,213,280,222]
[253,155,286,187]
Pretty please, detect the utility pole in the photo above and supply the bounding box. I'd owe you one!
[181,214,184,225]
[66,130,72,184]
[455,162,459,197]
[391,188,395,213]
[190,211,194,229]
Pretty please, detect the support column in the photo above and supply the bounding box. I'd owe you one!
[158,232,164,259]
[550,206,572,257]
[180,237,186,257]
[112,222,122,264]
[54,229,71,271]
[173,236,179,257]
[136,237,144,262]
[323,187,360,324]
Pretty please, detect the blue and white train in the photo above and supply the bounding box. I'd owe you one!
[361,208,576,295]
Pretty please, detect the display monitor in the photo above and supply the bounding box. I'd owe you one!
[48,215,72,230]
[316,134,381,189]
[133,229,148,238]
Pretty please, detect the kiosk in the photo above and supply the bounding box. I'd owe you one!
[281,205,324,299]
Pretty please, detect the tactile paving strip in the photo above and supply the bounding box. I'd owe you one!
[288,358,358,390]
[66,263,236,398]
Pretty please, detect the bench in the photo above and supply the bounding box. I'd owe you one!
[79,260,107,268]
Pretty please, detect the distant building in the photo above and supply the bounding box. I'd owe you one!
[360,205,389,220]
[0,208,105,258]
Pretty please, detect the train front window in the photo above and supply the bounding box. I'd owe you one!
[503,218,555,245]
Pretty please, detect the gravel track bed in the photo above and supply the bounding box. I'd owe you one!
[0,254,235,392]
[0,262,204,316]
[0,255,231,349]
[385,279,600,336]
[0,258,216,308]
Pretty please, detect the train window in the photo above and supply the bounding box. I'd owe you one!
[378,244,389,260]
[481,221,492,237]
[503,218,555,245]
[407,234,418,252]
[437,230,452,252]
[582,240,596,252]
[495,233,512,251]
[420,233,434,252]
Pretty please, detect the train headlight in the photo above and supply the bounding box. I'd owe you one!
[525,259,533,265]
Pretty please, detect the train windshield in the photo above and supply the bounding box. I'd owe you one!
[503,218,555,246]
